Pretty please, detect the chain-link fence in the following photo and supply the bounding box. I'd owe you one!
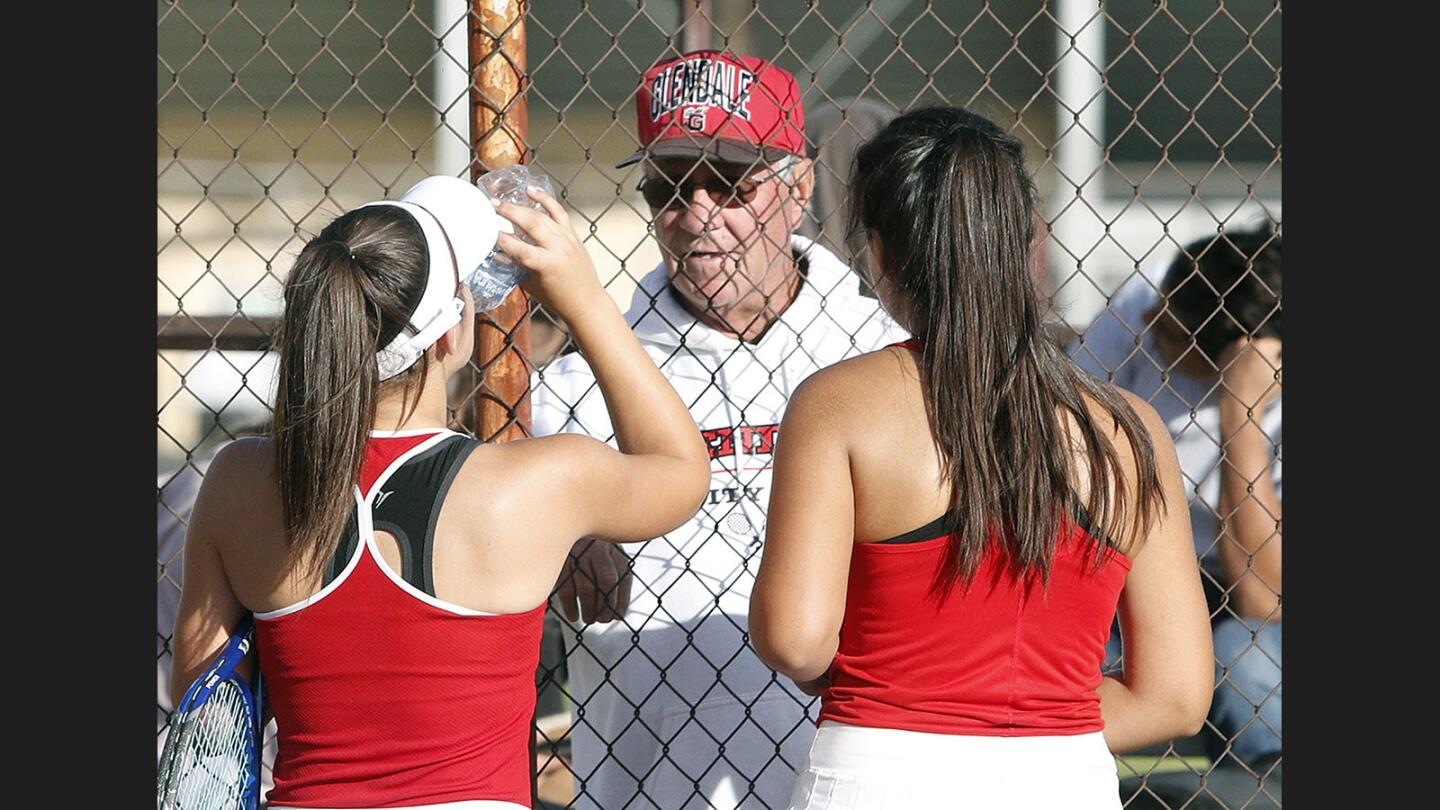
[158,2,1280,808]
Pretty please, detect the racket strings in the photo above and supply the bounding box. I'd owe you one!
[157,680,256,809]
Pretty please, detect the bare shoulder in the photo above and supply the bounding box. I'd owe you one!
[201,436,277,497]
[1112,387,1167,436]
[190,437,281,544]
[1066,384,1171,458]
[1106,387,1177,462]
[816,343,917,380]
[451,433,614,502]
[789,345,918,422]
[442,432,618,549]
[211,434,273,466]
[1070,384,1182,527]
[475,432,612,468]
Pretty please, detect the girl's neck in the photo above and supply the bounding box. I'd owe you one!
[371,371,452,432]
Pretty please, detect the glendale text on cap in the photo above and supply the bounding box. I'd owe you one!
[616,51,808,169]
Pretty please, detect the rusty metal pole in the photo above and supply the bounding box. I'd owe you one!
[467,6,542,803]
[469,0,531,443]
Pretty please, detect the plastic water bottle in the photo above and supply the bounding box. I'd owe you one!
[468,164,558,312]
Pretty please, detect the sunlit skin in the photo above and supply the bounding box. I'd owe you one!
[646,157,815,343]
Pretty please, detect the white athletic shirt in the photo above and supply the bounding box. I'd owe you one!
[1067,265,1282,569]
[532,235,908,810]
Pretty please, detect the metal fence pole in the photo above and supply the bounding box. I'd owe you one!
[437,0,473,177]
[469,0,531,443]
[679,0,713,52]
[1050,0,1108,326]
[466,5,540,802]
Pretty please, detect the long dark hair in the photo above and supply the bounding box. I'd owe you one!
[271,205,432,577]
[1164,223,1282,362]
[849,106,1164,584]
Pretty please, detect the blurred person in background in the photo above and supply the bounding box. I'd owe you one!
[750,105,1212,809]
[536,52,906,810]
[170,176,710,809]
[800,95,897,290]
[801,95,1073,348]
[1069,224,1283,774]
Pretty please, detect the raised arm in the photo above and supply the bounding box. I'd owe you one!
[1215,337,1282,621]
[496,190,710,543]
[749,372,855,686]
[1097,392,1214,753]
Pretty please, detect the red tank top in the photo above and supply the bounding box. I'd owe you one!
[255,431,546,808]
[818,520,1130,736]
[818,338,1132,736]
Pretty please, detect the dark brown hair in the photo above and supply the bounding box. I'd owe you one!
[1164,223,1282,363]
[849,106,1164,584]
[271,205,431,577]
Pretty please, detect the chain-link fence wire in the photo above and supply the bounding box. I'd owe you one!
[155,0,524,794]
[158,2,1280,808]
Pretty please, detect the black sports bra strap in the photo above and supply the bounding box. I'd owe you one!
[323,512,362,587]
[878,513,950,545]
[368,435,479,596]
[876,501,1114,548]
[320,434,479,594]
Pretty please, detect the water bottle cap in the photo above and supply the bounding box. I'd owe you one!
[357,175,501,380]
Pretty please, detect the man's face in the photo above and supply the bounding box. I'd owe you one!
[645,157,813,334]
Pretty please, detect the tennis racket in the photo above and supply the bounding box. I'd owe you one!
[157,615,262,810]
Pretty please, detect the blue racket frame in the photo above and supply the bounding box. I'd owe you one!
[166,614,262,808]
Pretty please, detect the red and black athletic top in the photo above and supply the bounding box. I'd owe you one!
[817,339,1132,736]
[255,430,545,808]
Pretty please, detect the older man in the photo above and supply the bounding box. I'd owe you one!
[534,51,907,810]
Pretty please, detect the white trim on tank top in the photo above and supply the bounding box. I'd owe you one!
[255,430,492,620]
[355,494,500,617]
[369,426,461,438]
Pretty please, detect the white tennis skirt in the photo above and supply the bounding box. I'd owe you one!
[786,721,1121,810]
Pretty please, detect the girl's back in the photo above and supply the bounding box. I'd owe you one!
[171,178,712,810]
[770,341,1147,735]
[749,106,1212,810]
[193,430,630,619]
[228,430,547,807]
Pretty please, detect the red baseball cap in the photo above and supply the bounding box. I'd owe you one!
[617,50,808,169]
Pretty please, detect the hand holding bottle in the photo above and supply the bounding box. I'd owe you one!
[467,164,558,311]
[492,187,609,324]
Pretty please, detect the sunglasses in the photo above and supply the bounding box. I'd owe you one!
[637,164,789,210]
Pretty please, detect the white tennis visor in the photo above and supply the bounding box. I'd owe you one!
[358,175,501,381]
